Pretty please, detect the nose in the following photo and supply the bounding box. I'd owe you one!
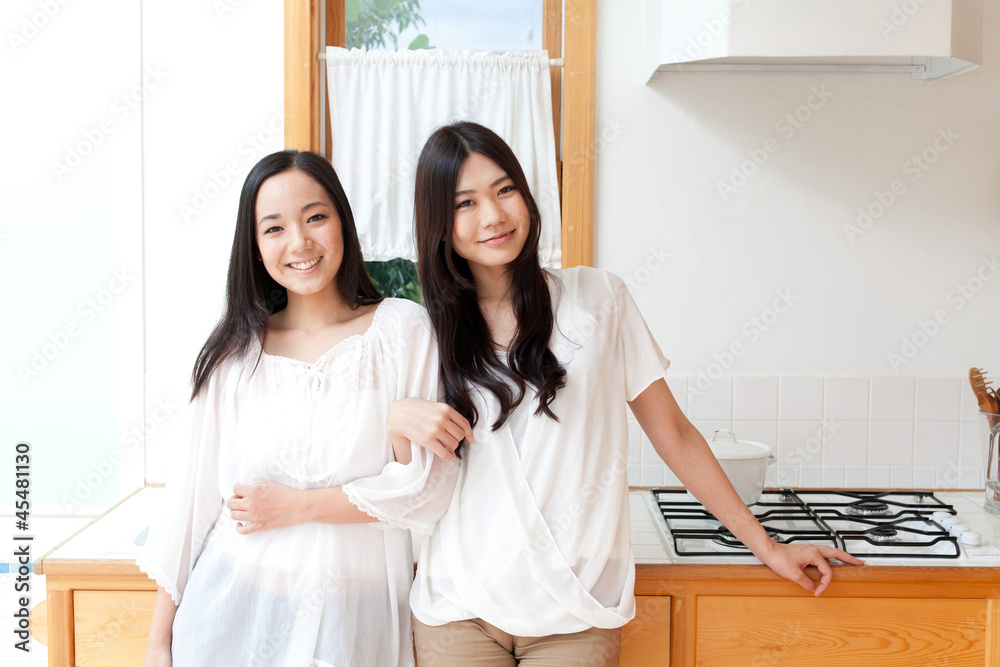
[287,222,313,250]
[482,198,506,227]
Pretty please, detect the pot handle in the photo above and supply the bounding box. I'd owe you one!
[711,429,739,446]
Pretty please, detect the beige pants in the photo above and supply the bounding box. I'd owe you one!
[413,615,622,667]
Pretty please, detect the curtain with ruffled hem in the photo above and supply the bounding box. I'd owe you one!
[325,47,561,267]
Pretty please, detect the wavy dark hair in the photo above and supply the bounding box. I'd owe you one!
[190,150,382,399]
[415,121,566,431]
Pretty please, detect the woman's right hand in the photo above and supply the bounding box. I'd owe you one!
[388,398,474,461]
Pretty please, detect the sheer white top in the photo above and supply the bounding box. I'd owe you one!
[352,267,670,636]
[137,298,458,667]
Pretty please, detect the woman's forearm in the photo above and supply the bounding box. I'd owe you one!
[144,587,177,666]
[628,380,777,559]
[653,420,777,558]
[228,483,375,534]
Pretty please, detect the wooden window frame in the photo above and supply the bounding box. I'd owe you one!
[283,0,595,268]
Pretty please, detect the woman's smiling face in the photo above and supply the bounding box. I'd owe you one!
[254,168,344,298]
[450,152,530,281]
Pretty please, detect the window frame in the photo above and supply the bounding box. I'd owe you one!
[282,0,595,268]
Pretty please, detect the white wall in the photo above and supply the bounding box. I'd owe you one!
[1,0,283,512]
[596,2,999,378]
[598,2,1000,490]
[2,0,143,512]
[141,0,283,483]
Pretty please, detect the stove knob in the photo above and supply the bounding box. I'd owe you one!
[948,524,970,536]
[961,531,982,547]
[939,516,960,527]
[932,511,951,521]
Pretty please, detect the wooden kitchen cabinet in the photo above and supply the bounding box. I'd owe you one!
[621,596,671,665]
[637,564,1000,667]
[32,563,157,667]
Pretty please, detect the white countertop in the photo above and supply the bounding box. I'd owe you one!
[39,486,1000,568]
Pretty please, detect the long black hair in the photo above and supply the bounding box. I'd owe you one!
[190,150,382,399]
[414,121,566,431]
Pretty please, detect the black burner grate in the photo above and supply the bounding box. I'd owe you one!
[651,488,960,559]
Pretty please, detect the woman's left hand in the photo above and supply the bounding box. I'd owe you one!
[226,481,304,535]
[757,542,865,596]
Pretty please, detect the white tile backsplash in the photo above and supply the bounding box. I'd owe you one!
[822,466,845,487]
[867,466,891,488]
[778,377,823,420]
[652,374,979,492]
[914,422,960,467]
[959,422,983,468]
[868,422,914,466]
[824,377,870,422]
[915,377,963,422]
[733,376,778,421]
[890,466,913,488]
[687,376,732,420]
[732,420,777,450]
[777,421,824,466]
[870,377,915,422]
[823,422,868,466]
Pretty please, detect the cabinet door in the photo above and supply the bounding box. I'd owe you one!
[74,590,156,667]
[621,595,671,665]
[696,596,988,666]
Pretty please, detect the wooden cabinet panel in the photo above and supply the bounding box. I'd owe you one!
[696,596,987,666]
[621,595,671,666]
[73,590,155,667]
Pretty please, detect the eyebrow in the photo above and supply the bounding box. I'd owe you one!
[257,201,328,225]
[454,174,512,197]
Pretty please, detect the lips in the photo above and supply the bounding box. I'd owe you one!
[481,230,515,245]
[288,257,322,271]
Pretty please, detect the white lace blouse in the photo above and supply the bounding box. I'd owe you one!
[136,298,459,667]
[351,267,670,637]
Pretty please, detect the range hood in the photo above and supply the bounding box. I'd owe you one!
[646,0,982,84]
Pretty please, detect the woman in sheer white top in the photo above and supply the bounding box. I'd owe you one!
[137,150,460,667]
[241,124,863,666]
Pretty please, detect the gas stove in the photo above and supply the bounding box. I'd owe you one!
[647,488,984,560]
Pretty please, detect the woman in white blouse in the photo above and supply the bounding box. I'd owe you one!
[385,122,863,665]
[242,124,863,666]
[137,150,458,667]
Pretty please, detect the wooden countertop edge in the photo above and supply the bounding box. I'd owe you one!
[634,562,1000,598]
[34,486,148,575]
[37,559,148,577]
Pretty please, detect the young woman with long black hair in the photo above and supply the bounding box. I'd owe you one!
[137,150,459,667]
[238,124,863,666]
[387,121,863,665]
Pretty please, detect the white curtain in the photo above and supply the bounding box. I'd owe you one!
[325,47,561,267]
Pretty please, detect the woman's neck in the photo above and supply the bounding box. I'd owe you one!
[470,263,514,302]
[278,285,353,331]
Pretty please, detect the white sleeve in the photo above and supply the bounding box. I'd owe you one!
[607,272,671,401]
[135,369,226,604]
[343,304,459,536]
